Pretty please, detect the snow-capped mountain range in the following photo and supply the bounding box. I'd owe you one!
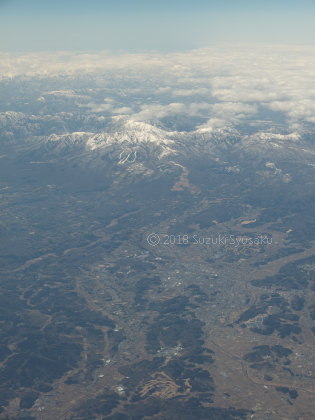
[1,112,314,178]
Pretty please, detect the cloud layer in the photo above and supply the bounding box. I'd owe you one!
[1,45,314,133]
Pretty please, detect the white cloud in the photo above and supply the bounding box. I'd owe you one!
[1,45,314,132]
[171,88,210,97]
[267,100,315,124]
[111,107,133,115]
[131,102,211,121]
[83,103,113,113]
[196,118,230,131]
[211,102,257,117]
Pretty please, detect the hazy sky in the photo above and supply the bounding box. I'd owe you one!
[0,0,314,51]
